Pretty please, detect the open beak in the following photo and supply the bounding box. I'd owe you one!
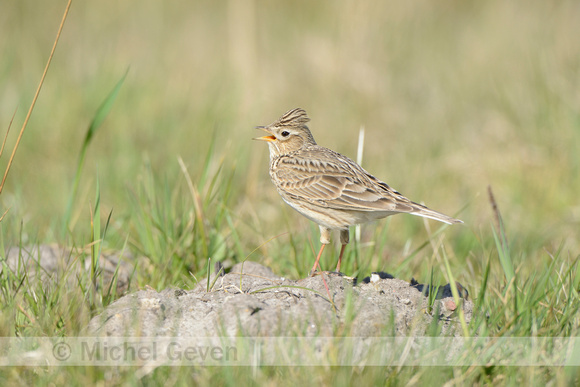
[253,126,276,142]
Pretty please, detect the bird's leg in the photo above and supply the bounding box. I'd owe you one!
[310,226,331,276]
[310,244,326,276]
[336,245,347,273]
[335,229,350,273]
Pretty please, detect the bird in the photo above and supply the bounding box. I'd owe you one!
[254,108,463,276]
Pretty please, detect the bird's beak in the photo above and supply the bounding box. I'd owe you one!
[253,126,276,142]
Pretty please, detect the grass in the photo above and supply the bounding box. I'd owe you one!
[1,0,580,384]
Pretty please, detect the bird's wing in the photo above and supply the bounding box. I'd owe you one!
[272,148,415,213]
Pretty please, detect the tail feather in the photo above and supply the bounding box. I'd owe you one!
[410,205,463,225]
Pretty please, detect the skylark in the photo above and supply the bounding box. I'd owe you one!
[255,108,462,275]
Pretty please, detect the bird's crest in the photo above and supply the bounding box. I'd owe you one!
[275,108,310,128]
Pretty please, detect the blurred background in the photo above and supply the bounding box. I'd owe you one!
[1,0,578,280]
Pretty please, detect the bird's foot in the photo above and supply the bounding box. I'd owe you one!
[309,270,343,277]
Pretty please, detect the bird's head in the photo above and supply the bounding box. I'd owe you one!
[254,108,317,158]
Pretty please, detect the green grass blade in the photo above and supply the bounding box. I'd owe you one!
[206,257,211,292]
[441,248,470,337]
[492,224,515,283]
[62,69,129,236]
[475,254,492,311]
[90,174,101,307]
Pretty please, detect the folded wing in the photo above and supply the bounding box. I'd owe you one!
[273,149,415,213]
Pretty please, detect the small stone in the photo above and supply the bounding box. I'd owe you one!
[444,299,457,311]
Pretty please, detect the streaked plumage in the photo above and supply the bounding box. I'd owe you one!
[255,108,462,275]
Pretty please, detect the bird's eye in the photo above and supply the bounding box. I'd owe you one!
[281,131,290,137]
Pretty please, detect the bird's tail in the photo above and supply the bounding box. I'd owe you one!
[409,203,463,225]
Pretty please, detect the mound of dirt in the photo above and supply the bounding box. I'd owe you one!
[87,261,472,337]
